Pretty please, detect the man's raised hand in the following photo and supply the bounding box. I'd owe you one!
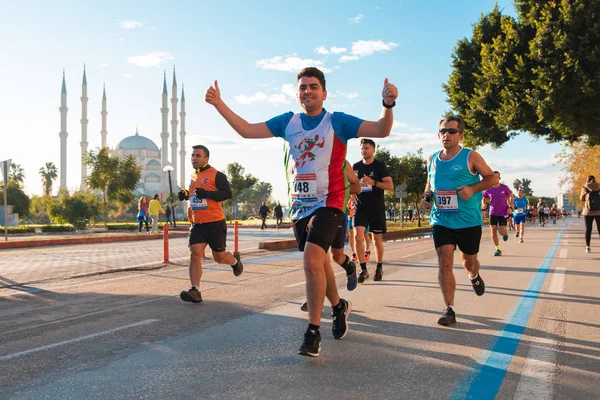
[382,78,398,106]
[205,80,222,106]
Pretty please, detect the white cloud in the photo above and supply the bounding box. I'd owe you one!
[339,55,360,63]
[349,14,363,24]
[392,121,423,132]
[315,46,329,55]
[331,47,347,54]
[120,73,132,79]
[334,91,359,100]
[127,51,174,67]
[255,56,332,73]
[120,20,144,29]
[339,40,397,62]
[234,83,296,106]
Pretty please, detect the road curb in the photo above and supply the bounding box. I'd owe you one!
[259,227,431,251]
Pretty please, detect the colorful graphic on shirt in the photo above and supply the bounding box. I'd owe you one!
[293,134,325,168]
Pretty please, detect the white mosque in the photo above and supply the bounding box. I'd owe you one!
[58,66,187,196]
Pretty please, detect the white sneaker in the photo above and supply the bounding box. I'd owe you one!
[519,238,524,243]
[586,247,591,253]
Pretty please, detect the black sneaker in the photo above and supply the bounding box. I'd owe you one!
[331,299,352,340]
[471,273,485,296]
[373,268,383,281]
[298,328,321,357]
[346,260,358,291]
[180,287,203,303]
[231,252,243,276]
[358,269,370,283]
[300,301,308,312]
[437,306,456,326]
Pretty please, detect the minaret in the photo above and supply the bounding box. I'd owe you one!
[170,67,179,181]
[80,65,88,191]
[59,70,68,191]
[179,84,186,188]
[101,83,108,149]
[160,71,169,169]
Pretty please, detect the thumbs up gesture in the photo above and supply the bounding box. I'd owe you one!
[205,80,222,106]
[382,78,398,107]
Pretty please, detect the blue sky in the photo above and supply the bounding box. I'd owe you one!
[1,0,565,202]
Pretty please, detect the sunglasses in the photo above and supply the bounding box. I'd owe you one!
[438,128,460,134]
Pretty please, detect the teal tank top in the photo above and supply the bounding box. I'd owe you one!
[428,147,482,229]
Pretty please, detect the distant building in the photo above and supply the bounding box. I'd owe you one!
[557,193,575,211]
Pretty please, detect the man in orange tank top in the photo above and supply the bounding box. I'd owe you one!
[177,145,243,303]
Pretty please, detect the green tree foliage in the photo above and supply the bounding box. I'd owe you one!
[239,181,273,215]
[47,190,102,230]
[29,195,52,224]
[0,180,31,218]
[444,1,600,147]
[225,162,258,219]
[39,162,58,197]
[9,163,25,184]
[512,178,533,195]
[84,148,141,226]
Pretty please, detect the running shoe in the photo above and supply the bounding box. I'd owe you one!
[470,273,485,296]
[298,327,321,357]
[586,246,591,253]
[374,268,383,281]
[437,306,456,326]
[516,232,519,238]
[231,252,243,276]
[494,249,502,256]
[300,301,308,312]
[180,287,203,303]
[346,260,358,291]
[519,238,524,243]
[502,234,508,241]
[331,299,352,340]
[365,250,371,261]
[358,269,370,283]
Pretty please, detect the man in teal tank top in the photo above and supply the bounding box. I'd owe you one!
[421,116,495,326]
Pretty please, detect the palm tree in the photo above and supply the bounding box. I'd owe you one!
[9,163,25,183]
[39,162,58,196]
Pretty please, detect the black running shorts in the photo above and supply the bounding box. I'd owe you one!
[331,213,348,250]
[188,219,227,252]
[293,207,345,252]
[489,215,508,226]
[432,224,482,255]
[354,208,386,234]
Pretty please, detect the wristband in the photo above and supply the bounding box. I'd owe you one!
[382,99,396,109]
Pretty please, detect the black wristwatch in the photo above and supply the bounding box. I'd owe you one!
[382,99,396,109]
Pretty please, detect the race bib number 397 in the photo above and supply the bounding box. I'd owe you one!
[435,190,458,212]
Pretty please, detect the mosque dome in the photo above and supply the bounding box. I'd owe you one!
[117,132,159,152]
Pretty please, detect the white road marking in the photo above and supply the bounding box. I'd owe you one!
[559,249,568,259]
[548,267,566,294]
[0,319,159,361]
[514,337,557,400]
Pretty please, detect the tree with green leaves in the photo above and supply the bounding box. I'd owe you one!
[239,181,273,216]
[224,162,258,219]
[512,178,533,195]
[84,148,141,226]
[47,190,102,230]
[39,162,58,197]
[9,163,25,184]
[445,1,600,147]
[0,180,31,218]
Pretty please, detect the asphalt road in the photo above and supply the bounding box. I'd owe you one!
[0,219,598,399]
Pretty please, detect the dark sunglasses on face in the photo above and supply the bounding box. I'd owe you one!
[438,128,460,134]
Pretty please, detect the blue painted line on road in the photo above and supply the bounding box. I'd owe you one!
[451,220,570,400]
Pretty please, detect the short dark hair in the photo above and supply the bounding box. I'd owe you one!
[297,67,326,91]
[360,138,376,147]
[153,194,159,200]
[439,115,465,133]
[192,144,209,158]
[588,175,596,182]
[493,170,500,175]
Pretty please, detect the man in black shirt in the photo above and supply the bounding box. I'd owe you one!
[353,138,393,282]
[259,202,270,229]
[274,202,283,229]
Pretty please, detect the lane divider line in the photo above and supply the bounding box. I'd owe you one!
[451,219,570,400]
[0,319,158,361]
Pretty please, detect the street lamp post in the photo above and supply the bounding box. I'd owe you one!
[162,165,177,228]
